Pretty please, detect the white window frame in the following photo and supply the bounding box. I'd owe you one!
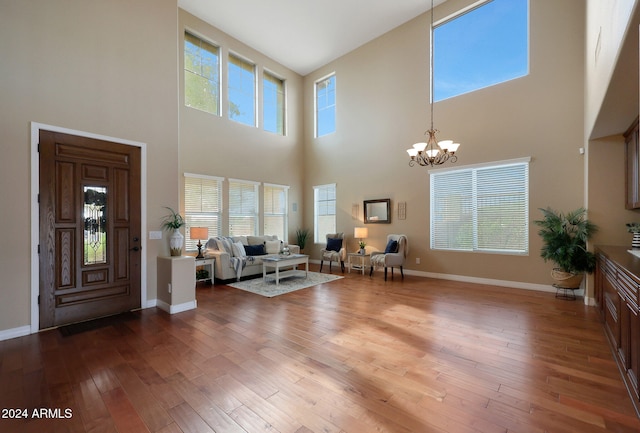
[228,52,257,127]
[433,0,529,102]
[430,157,530,254]
[263,183,289,241]
[263,70,286,135]
[229,178,260,236]
[314,73,336,137]
[184,173,223,251]
[184,31,221,115]
[313,183,337,243]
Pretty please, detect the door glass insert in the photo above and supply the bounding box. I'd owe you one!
[84,186,107,265]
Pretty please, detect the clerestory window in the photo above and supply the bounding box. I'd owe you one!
[434,0,529,101]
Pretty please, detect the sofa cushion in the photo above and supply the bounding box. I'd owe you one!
[244,244,266,255]
[231,236,248,245]
[264,240,282,254]
[327,237,342,252]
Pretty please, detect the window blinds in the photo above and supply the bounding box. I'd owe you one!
[264,184,288,240]
[430,159,529,254]
[184,174,222,251]
[229,179,259,236]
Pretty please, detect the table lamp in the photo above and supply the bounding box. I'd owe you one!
[190,227,208,259]
[354,227,368,254]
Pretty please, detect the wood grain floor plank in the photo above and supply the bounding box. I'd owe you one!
[2,267,640,432]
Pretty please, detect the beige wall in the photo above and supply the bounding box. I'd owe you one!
[1,0,638,336]
[178,10,305,241]
[303,0,588,286]
[0,0,179,332]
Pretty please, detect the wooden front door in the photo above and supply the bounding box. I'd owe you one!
[39,130,141,329]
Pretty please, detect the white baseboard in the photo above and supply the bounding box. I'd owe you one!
[144,299,157,308]
[0,325,31,342]
[402,269,556,293]
[156,299,197,314]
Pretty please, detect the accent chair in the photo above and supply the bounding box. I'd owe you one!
[369,234,408,280]
[320,233,346,273]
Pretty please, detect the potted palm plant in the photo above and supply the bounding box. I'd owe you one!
[534,207,598,288]
[161,207,185,256]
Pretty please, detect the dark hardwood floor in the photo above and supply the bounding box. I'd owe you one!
[2,265,639,433]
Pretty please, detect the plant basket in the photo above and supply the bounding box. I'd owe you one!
[551,268,584,289]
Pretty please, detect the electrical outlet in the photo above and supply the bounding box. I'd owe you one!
[416,257,421,264]
[167,283,172,293]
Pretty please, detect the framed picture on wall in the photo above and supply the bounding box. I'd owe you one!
[364,199,391,224]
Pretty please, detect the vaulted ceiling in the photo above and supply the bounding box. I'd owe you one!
[178,0,447,76]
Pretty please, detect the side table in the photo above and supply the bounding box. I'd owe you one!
[348,253,370,275]
[195,258,215,284]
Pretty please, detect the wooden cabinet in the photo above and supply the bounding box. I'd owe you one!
[595,246,640,412]
[625,117,640,209]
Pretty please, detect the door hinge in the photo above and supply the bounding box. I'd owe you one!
[37,295,40,305]
[37,244,40,254]
[37,142,40,152]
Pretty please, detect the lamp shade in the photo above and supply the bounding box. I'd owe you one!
[354,227,368,239]
[190,227,208,240]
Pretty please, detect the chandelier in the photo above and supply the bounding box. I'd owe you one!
[407,0,460,167]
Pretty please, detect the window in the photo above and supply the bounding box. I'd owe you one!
[228,53,256,126]
[184,174,222,251]
[434,0,528,101]
[430,158,530,254]
[313,184,336,242]
[229,179,259,236]
[264,184,289,240]
[184,31,220,115]
[263,71,285,135]
[315,74,336,137]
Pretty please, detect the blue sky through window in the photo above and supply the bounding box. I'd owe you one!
[228,55,256,126]
[434,0,528,102]
[316,75,336,137]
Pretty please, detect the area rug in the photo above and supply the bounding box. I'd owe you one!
[227,271,343,297]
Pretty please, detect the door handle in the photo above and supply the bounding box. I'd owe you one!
[130,246,141,252]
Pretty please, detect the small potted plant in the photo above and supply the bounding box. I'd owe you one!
[161,207,185,256]
[358,240,366,255]
[296,228,310,252]
[534,207,598,288]
[626,222,640,249]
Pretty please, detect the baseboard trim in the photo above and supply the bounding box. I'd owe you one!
[402,269,556,293]
[156,299,197,314]
[0,325,31,342]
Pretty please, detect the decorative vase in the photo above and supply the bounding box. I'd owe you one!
[633,232,640,250]
[359,248,365,255]
[169,229,184,256]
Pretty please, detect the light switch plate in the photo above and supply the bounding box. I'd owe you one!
[149,230,163,240]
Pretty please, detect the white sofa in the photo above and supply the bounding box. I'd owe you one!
[204,235,300,282]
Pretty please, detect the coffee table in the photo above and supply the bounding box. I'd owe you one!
[262,254,309,286]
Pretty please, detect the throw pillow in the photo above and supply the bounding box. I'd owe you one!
[326,237,342,252]
[244,244,266,256]
[231,241,246,258]
[264,240,282,254]
[384,239,399,254]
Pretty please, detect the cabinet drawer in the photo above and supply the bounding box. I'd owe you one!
[618,269,640,311]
